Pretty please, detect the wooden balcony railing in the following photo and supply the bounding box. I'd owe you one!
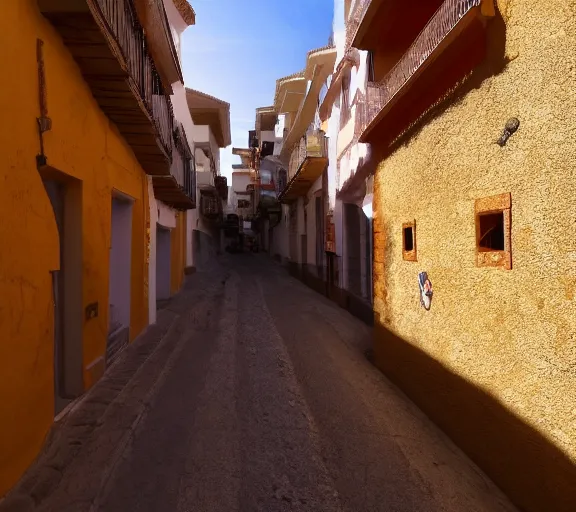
[355,0,488,141]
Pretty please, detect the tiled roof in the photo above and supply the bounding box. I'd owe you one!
[172,0,196,26]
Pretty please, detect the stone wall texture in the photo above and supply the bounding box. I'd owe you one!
[372,1,576,511]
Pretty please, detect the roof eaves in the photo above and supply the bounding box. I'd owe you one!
[172,0,196,26]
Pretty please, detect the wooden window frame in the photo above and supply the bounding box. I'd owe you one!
[475,193,512,270]
[402,220,417,262]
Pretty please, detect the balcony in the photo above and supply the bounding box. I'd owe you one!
[248,170,279,212]
[354,82,387,139]
[279,130,328,204]
[355,0,495,144]
[152,124,196,210]
[199,188,222,221]
[215,176,228,201]
[346,0,378,50]
[38,0,176,176]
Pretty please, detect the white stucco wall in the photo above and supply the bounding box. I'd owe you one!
[260,130,276,142]
[232,172,251,193]
[192,124,209,143]
[157,2,200,274]
[147,179,158,324]
[271,205,290,260]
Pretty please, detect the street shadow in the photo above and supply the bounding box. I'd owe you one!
[369,9,576,510]
[372,223,575,512]
[373,322,576,512]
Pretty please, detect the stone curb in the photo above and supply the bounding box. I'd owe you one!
[0,312,181,512]
[0,269,226,512]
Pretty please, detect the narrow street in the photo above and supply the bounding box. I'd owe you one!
[5,255,515,512]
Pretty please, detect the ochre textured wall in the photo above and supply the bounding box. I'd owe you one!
[0,0,149,495]
[373,1,575,511]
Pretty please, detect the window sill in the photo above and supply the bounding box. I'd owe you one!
[476,250,511,270]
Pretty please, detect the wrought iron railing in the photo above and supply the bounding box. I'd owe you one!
[355,82,386,137]
[346,0,371,49]
[354,0,484,137]
[94,0,174,158]
[288,130,329,179]
[200,193,219,217]
[171,123,195,205]
[152,89,174,159]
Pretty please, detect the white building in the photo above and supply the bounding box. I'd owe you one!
[321,0,373,319]
[241,0,374,323]
[186,88,231,269]
[138,1,230,324]
[124,0,198,325]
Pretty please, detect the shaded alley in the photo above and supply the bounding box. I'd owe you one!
[3,256,516,512]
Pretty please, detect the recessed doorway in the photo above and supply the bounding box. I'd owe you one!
[42,176,83,416]
[107,192,134,365]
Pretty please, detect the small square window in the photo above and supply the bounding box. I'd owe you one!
[402,221,417,261]
[475,193,511,269]
[478,212,505,250]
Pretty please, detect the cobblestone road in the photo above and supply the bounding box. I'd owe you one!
[1,254,516,512]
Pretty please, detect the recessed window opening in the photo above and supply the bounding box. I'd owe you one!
[474,192,512,270]
[403,226,414,252]
[478,212,505,251]
[402,220,417,261]
[367,51,375,82]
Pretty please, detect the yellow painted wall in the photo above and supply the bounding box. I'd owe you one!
[373,1,575,511]
[171,211,186,294]
[0,1,149,495]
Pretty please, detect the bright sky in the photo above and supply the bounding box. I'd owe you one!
[181,0,334,179]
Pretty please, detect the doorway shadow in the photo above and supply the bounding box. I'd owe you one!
[39,165,83,416]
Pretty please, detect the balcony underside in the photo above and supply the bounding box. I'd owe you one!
[359,1,493,145]
[39,2,171,176]
[351,0,444,54]
[258,190,280,210]
[279,157,327,204]
[152,176,194,210]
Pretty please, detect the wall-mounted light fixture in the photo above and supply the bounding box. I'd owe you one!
[497,118,520,147]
